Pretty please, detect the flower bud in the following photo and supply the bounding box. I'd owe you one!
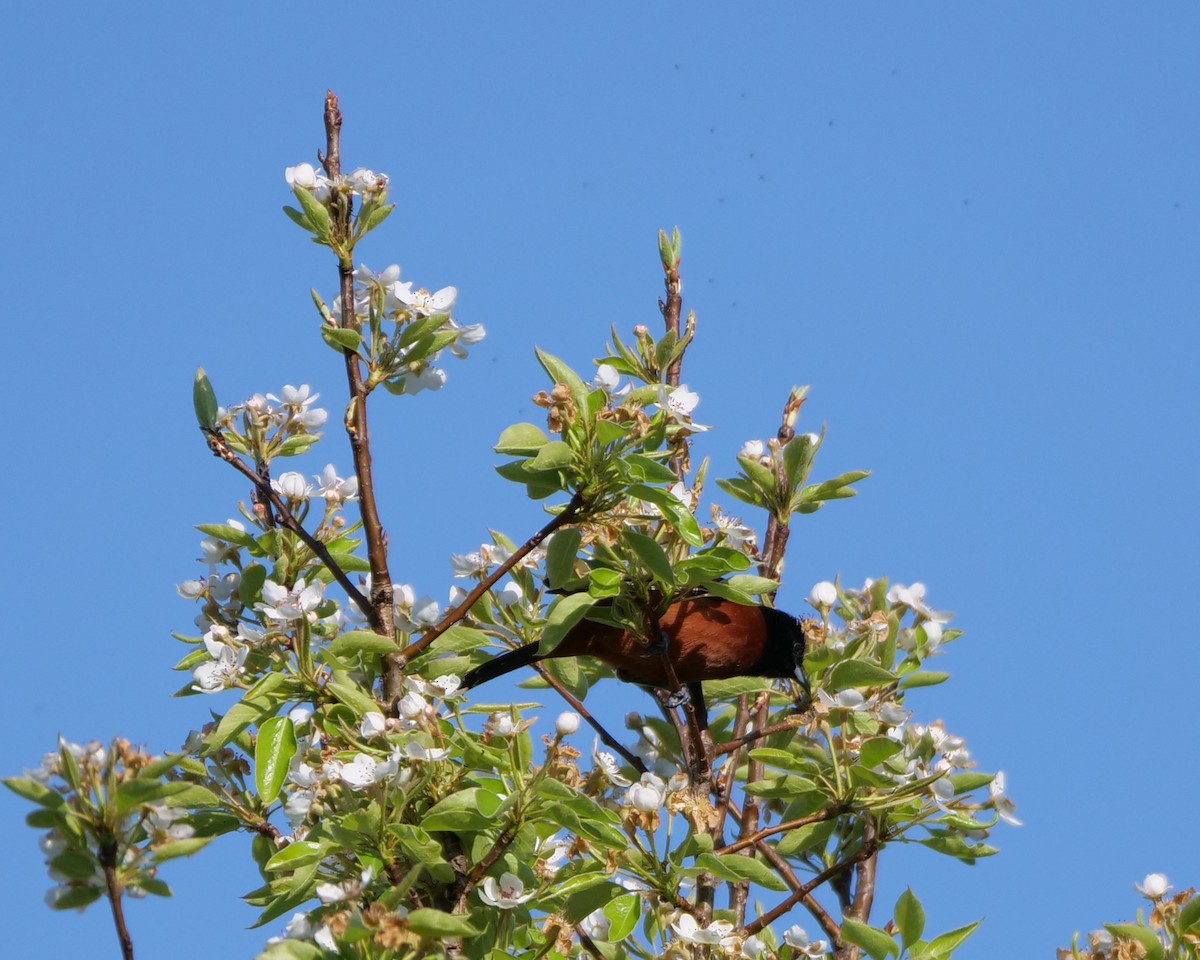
[555,712,581,736]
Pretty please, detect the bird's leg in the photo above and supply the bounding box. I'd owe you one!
[651,627,714,788]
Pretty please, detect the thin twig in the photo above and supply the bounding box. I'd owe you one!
[724,799,844,946]
[730,700,768,925]
[398,492,587,665]
[848,820,879,923]
[533,663,648,775]
[453,823,517,912]
[716,806,846,856]
[711,712,808,757]
[743,831,882,938]
[318,91,400,696]
[754,839,842,946]
[757,389,804,590]
[203,429,371,616]
[99,839,135,960]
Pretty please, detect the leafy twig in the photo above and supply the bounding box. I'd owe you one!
[397,492,588,666]
[318,91,400,693]
[203,428,371,618]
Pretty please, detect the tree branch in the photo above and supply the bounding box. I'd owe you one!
[99,839,135,960]
[397,492,587,666]
[318,91,399,695]
[203,429,372,617]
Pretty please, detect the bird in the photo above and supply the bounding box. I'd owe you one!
[460,596,811,701]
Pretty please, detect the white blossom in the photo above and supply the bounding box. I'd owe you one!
[258,578,325,622]
[555,712,580,736]
[316,866,375,904]
[672,914,733,945]
[626,773,667,813]
[312,465,359,503]
[479,872,534,909]
[191,639,247,693]
[1135,872,1171,899]
[359,712,388,739]
[989,771,1022,826]
[808,581,838,611]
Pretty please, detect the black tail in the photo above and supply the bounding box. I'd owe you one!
[460,643,543,690]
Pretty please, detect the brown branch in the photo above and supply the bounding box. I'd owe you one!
[712,712,807,757]
[743,830,882,938]
[730,700,768,925]
[453,822,518,912]
[757,390,805,588]
[203,429,371,617]
[754,838,841,946]
[716,806,846,856]
[848,820,879,923]
[99,839,135,960]
[397,492,587,666]
[713,693,755,840]
[723,798,844,946]
[316,92,400,696]
[659,240,683,388]
[533,663,648,775]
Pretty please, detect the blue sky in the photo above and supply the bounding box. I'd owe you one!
[2,3,1197,957]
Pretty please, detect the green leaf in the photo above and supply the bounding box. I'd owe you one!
[899,671,951,689]
[3,776,65,808]
[546,528,582,590]
[627,484,704,546]
[164,784,224,809]
[946,772,994,794]
[320,325,363,352]
[775,819,835,857]
[715,476,765,508]
[193,367,219,429]
[895,888,926,948]
[623,453,679,484]
[196,523,259,549]
[49,886,102,911]
[406,908,483,938]
[264,840,323,872]
[153,835,216,863]
[916,832,997,864]
[281,205,311,231]
[278,434,319,457]
[781,432,818,490]
[494,422,550,455]
[828,660,897,690]
[239,563,267,607]
[328,630,399,657]
[694,853,788,891]
[840,919,898,960]
[50,851,99,880]
[422,788,504,831]
[326,676,380,716]
[1178,892,1200,932]
[256,940,325,960]
[358,200,394,235]
[927,921,982,958]
[623,531,675,586]
[200,673,289,757]
[722,574,780,598]
[534,348,591,416]
[254,716,297,804]
[115,777,175,813]
[292,185,331,239]
[604,893,640,941]
[530,440,575,470]
[859,737,904,768]
[541,593,599,654]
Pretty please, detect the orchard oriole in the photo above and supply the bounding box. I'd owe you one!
[460,596,811,701]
